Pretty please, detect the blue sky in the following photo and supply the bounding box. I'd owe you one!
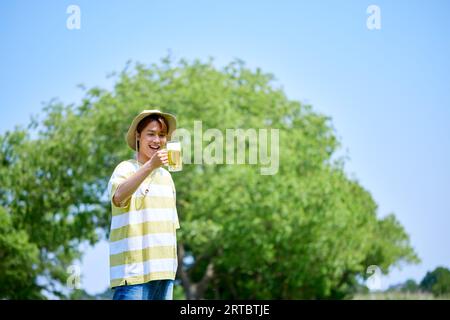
[1,0,449,295]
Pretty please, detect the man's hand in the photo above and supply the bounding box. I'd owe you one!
[144,149,169,171]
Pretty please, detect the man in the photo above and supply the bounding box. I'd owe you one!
[107,109,180,300]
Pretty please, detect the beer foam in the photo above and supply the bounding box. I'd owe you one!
[167,142,181,151]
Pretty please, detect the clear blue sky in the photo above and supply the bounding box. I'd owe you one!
[1,0,449,294]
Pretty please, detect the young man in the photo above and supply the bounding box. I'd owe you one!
[107,109,180,300]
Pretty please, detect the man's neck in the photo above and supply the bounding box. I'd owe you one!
[137,153,149,165]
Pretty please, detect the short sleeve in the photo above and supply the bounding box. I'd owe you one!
[107,161,136,208]
[170,178,180,229]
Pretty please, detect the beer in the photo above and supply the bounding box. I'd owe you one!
[167,141,182,172]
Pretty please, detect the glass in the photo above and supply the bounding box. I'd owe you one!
[166,140,182,172]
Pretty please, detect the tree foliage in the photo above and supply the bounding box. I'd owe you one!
[420,267,450,297]
[0,55,419,299]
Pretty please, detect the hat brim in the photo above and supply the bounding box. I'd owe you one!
[126,110,177,151]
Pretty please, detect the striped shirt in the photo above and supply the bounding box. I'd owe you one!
[107,159,180,288]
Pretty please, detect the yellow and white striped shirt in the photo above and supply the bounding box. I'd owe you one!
[107,159,180,288]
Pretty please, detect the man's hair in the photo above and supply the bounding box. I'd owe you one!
[136,114,169,134]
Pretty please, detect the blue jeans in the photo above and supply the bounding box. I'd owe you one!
[112,280,174,300]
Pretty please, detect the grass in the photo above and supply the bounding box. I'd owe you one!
[353,292,450,300]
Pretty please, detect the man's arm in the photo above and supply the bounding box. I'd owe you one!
[113,150,168,206]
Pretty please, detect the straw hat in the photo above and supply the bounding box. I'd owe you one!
[126,109,177,151]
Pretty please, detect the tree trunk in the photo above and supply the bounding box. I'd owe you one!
[177,242,215,299]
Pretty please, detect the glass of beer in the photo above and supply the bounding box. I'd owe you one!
[166,140,182,172]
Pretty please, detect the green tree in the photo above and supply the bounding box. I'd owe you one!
[0,55,419,299]
[0,206,41,299]
[386,279,420,293]
[420,267,450,297]
[0,115,110,298]
[402,279,420,293]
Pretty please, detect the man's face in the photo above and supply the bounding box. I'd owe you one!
[137,120,168,161]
